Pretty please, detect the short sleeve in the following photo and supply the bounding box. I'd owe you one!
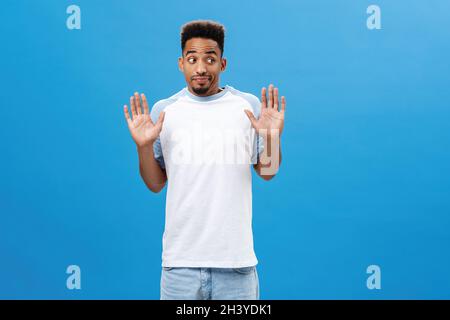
[152,137,165,169]
[254,133,265,164]
[235,92,264,165]
[150,100,170,170]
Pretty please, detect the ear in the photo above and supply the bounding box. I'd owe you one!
[178,57,184,72]
[220,57,227,72]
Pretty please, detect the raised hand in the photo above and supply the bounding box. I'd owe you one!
[244,84,285,137]
[123,92,165,148]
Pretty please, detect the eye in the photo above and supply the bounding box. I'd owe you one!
[207,57,215,64]
[187,57,196,63]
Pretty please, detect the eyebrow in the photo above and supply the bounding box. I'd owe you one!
[185,50,218,56]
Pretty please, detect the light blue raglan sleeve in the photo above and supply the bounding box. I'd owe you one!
[239,93,265,164]
[150,100,167,169]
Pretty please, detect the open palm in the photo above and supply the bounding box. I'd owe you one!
[244,84,285,137]
[123,92,165,148]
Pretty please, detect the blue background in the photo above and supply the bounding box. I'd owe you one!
[1,0,449,299]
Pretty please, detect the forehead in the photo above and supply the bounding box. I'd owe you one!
[183,37,220,55]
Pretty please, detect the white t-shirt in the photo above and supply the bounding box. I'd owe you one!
[150,85,264,268]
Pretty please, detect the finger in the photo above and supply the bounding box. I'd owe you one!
[156,111,165,129]
[123,105,132,126]
[244,109,258,128]
[268,84,274,109]
[261,87,267,109]
[141,93,150,115]
[130,96,137,119]
[274,87,279,111]
[281,96,286,113]
[134,92,141,115]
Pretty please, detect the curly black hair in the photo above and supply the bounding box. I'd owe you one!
[180,20,225,57]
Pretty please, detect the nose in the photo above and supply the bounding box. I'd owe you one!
[195,61,207,75]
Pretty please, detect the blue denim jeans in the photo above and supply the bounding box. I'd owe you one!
[160,266,260,300]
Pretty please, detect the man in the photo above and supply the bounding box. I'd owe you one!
[123,20,285,300]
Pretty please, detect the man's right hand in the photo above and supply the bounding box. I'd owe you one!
[123,92,165,148]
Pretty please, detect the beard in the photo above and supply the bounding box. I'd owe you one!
[192,85,210,95]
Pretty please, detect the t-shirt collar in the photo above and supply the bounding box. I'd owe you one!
[184,85,229,102]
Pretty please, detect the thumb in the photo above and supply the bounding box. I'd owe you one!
[156,111,165,129]
[244,109,258,128]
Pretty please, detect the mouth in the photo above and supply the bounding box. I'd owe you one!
[192,76,211,84]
